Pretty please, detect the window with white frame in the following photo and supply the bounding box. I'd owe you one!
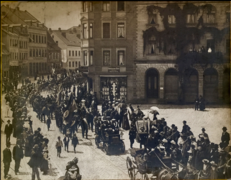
[168,15,176,24]
[117,23,125,38]
[72,51,74,56]
[89,23,93,38]
[103,1,110,12]
[103,50,110,66]
[84,51,88,66]
[72,61,74,67]
[75,61,78,67]
[69,61,71,67]
[83,23,88,39]
[186,14,196,23]
[69,50,71,56]
[117,50,125,66]
[103,23,110,38]
[90,51,93,65]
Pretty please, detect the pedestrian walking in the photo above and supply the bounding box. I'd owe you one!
[13,140,24,175]
[28,145,41,180]
[28,116,33,133]
[3,142,12,179]
[46,117,51,131]
[195,96,199,110]
[72,134,79,153]
[129,127,136,148]
[221,127,230,149]
[56,136,63,157]
[63,134,70,152]
[4,120,13,144]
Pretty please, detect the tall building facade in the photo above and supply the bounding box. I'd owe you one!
[81,1,230,104]
[1,5,50,76]
[80,1,136,102]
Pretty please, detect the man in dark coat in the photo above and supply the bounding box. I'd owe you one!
[3,142,12,179]
[63,134,70,152]
[28,144,41,180]
[221,126,230,149]
[129,127,136,148]
[181,120,189,134]
[4,120,13,143]
[46,117,51,131]
[13,140,24,175]
[194,96,199,110]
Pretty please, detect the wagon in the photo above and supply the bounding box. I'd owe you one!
[95,118,125,155]
[126,148,179,180]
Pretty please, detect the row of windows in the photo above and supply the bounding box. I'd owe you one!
[68,50,81,57]
[29,63,48,75]
[10,39,28,48]
[82,49,125,66]
[69,61,81,68]
[83,22,125,39]
[48,52,60,60]
[30,48,47,57]
[83,1,125,12]
[29,33,47,44]
[10,52,28,60]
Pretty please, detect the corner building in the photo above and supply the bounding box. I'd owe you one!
[80,1,230,104]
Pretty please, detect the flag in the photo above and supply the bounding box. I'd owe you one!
[61,49,67,63]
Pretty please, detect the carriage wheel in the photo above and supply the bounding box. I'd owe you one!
[126,157,134,180]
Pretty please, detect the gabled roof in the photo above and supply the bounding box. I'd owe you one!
[51,30,81,46]
[47,31,61,51]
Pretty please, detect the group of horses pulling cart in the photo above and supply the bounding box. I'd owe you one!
[95,116,125,155]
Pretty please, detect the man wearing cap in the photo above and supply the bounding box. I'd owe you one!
[181,121,189,134]
[4,120,13,143]
[199,128,209,141]
[13,140,24,175]
[221,127,230,149]
[3,142,12,179]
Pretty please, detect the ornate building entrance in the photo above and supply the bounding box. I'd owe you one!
[100,77,127,101]
[146,68,159,98]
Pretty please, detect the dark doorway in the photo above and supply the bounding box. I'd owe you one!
[223,68,230,104]
[203,68,218,103]
[184,68,198,103]
[146,68,159,98]
[165,68,179,103]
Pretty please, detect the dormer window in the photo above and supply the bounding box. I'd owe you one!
[186,14,196,23]
[168,15,176,24]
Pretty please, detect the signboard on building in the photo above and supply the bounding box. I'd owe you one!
[108,68,120,72]
[9,61,19,66]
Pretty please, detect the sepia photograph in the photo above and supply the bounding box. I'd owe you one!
[1,1,231,180]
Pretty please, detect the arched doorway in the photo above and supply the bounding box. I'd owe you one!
[203,68,218,103]
[184,68,198,103]
[165,68,179,103]
[223,68,230,103]
[146,68,159,98]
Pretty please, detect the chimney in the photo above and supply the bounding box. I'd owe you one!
[59,27,61,31]
[62,32,66,38]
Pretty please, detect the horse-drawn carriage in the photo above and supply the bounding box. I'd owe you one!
[126,147,179,180]
[95,116,125,155]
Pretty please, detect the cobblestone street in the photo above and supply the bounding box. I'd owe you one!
[1,86,231,180]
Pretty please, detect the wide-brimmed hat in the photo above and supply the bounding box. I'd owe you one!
[69,165,78,171]
[183,120,187,123]
[202,159,210,164]
[222,127,227,131]
[170,140,176,145]
[162,138,168,143]
[202,128,205,131]
[171,124,175,128]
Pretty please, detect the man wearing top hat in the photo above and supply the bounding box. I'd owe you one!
[221,126,230,149]
[4,119,13,143]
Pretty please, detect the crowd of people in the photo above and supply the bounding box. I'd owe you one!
[2,71,231,180]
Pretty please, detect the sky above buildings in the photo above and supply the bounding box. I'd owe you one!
[1,1,82,30]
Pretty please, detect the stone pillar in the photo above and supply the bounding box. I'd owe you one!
[159,71,165,99]
[197,66,204,96]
